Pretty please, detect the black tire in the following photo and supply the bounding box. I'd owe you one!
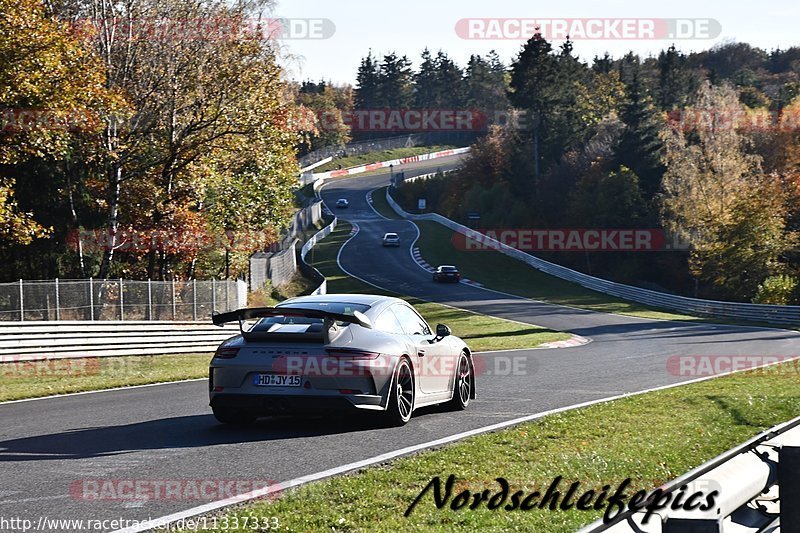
[447,353,472,411]
[212,406,256,426]
[385,357,415,426]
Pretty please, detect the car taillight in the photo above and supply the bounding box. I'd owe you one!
[325,349,380,360]
[214,347,239,359]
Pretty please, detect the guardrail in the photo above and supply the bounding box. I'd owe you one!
[391,168,459,187]
[0,321,240,361]
[301,146,471,185]
[298,216,338,296]
[385,188,800,326]
[298,132,478,169]
[579,415,800,532]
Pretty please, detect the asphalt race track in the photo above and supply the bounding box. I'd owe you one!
[1,154,799,531]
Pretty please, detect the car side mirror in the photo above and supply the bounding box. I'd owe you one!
[436,324,451,338]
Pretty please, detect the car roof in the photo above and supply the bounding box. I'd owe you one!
[384,232,398,237]
[438,265,457,269]
[281,293,403,307]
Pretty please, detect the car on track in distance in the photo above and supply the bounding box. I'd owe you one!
[382,232,400,246]
[210,294,476,426]
[433,265,461,283]
[335,198,349,208]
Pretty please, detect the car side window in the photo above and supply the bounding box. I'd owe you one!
[392,304,431,336]
[374,308,404,334]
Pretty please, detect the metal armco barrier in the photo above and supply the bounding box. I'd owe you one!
[298,216,338,296]
[0,321,240,361]
[385,189,800,326]
[303,146,471,185]
[579,416,800,532]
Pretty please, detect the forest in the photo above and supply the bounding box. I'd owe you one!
[2,0,799,303]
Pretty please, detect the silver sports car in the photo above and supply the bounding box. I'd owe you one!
[210,294,476,426]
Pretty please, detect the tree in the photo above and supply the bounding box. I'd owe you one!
[295,82,352,153]
[0,0,115,254]
[657,45,692,110]
[660,82,793,299]
[509,33,560,176]
[691,179,792,300]
[433,51,465,108]
[0,178,50,246]
[568,166,647,227]
[616,62,667,198]
[378,52,414,109]
[413,48,438,108]
[355,50,381,110]
[51,0,301,279]
[464,51,510,115]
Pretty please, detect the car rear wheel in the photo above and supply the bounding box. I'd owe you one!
[212,406,256,426]
[385,358,414,426]
[447,353,472,410]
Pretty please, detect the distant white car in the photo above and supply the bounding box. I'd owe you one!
[382,233,400,247]
[336,198,349,208]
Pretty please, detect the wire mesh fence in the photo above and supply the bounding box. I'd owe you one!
[0,279,246,322]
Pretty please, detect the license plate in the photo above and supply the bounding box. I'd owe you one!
[253,374,302,387]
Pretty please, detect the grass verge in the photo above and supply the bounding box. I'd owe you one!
[314,145,456,173]
[182,361,800,532]
[0,353,210,402]
[412,219,704,322]
[369,187,401,220]
[307,220,570,351]
[373,185,688,320]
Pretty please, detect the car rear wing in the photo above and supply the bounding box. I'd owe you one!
[212,306,373,342]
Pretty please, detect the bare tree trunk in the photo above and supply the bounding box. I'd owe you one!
[64,158,86,277]
[99,163,121,279]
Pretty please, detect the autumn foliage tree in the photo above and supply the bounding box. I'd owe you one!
[0,0,116,249]
[660,82,796,299]
[0,0,302,281]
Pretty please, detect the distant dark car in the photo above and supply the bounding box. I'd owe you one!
[335,198,349,208]
[382,233,400,247]
[433,265,461,283]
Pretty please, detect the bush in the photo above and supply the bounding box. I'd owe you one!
[752,275,799,305]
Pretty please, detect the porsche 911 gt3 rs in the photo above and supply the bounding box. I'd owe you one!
[210,294,476,426]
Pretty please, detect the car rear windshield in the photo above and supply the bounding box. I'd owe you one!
[249,302,371,331]
[385,234,398,239]
[440,266,457,272]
